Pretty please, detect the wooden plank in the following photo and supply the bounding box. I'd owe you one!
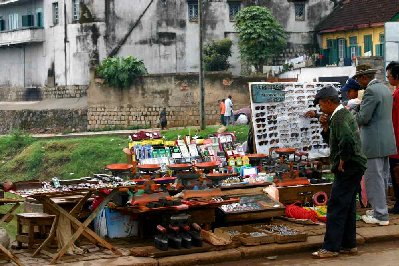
[277,183,332,205]
[0,244,24,266]
[69,191,93,217]
[33,215,59,257]
[130,243,213,258]
[223,208,286,223]
[0,203,20,223]
[40,190,122,264]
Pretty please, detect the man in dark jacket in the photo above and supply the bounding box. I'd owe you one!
[312,86,367,258]
[355,64,397,225]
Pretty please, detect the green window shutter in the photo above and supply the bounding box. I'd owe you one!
[344,39,348,59]
[376,44,381,56]
[381,44,385,57]
[37,12,43,27]
[22,15,27,27]
[357,46,361,56]
[364,35,373,55]
[331,39,338,64]
[346,47,351,58]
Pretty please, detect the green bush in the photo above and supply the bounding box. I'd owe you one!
[204,39,233,71]
[96,56,147,88]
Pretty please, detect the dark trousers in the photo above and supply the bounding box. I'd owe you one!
[220,114,225,125]
[389,157,399,210]
[323,170,363,252]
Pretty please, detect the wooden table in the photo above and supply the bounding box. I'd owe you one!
[29,188,123,264]
[0,198,24,266]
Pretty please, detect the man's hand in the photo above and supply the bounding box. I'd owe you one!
[304,110,317,118]
[338,159,345,172]
[319,113,329,131]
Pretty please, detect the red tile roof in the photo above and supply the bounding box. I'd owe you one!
[317,0,399,33]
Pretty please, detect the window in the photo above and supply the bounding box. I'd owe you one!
[364,34,373,55]
[22,14,34,27]
[0,17,5,31]
[72,0,80,21]
[228,1,241,21]
[188,1,198,21]
[376,33,385,57]
[294,2,305,21]
[338,38,345,59]
[8,13,18,30]
[53,2,59,25]
[349,36,359,58]
[36,8,43,27]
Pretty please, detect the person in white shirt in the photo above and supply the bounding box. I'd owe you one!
[224,95,234,126]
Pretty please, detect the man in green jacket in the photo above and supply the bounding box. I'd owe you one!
[355,65,397,226]
[312,86,367,258]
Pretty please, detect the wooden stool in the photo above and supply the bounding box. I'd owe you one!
[16,213,56,249]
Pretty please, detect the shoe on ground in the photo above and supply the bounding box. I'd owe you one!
[365,209,374,216]
[361,214,389,226]
[340,247,358,255]
[388,207,399,214]
[312,249,339,258]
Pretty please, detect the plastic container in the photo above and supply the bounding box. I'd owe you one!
[94,207,138,238]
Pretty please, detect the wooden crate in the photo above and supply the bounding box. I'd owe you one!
[277,183,332,205]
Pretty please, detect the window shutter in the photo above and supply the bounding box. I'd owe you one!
[22,15,27,27]
[357,46,361,57]
[37,12,43,27]
[375,44,380,56]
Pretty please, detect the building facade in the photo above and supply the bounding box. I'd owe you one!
[0,0,334,90]
[317,0,399,66]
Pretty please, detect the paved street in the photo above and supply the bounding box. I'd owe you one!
[206,240,399,266]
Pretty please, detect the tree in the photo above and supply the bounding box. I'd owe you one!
[203,39,233,71]
[235,6,287,73]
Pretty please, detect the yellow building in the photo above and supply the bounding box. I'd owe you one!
[317,0,399,66]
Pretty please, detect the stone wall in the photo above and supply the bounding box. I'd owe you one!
[0,85,88,101]
[358,57,385,81]
[0,109,87,134]
[88,72,291,130]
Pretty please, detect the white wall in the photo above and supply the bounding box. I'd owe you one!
[279,66,356,82]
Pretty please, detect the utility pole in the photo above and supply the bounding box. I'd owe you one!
[198,0,206,129]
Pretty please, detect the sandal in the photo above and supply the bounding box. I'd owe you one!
[312,249,339,258]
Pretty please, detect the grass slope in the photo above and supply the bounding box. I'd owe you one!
[0,125,249,182]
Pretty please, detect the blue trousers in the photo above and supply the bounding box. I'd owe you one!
[322,170,363,252]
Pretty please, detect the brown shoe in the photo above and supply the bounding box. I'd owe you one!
[312,249,339,258]
[340,247,358,255]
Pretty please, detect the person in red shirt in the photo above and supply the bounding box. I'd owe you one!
[219,99,226,126]
[386,61,399,214]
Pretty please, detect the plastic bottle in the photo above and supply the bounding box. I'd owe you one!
[228,157,236,167]
[235,156,243,166]
[242,155,250,166]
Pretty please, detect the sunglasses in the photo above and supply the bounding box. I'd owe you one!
[291,133,299,137]
[256,118,266,123]
[255,106,265,110]
[269,132,278,138]
[268,120,277,125]
[300,128,308,132]
[270,139,279,144]
[256,112,265,117]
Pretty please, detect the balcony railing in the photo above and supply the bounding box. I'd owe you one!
[0,27,44,47]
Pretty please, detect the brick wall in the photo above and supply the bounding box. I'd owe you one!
[0,109,87,134]
[0,85,87,101]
